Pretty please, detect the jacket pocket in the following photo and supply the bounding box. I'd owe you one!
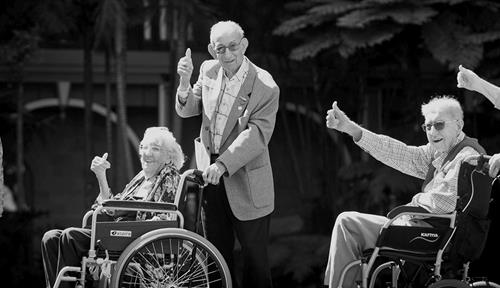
[247,165,273,208]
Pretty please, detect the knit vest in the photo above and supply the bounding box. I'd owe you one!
[422,136,486,190]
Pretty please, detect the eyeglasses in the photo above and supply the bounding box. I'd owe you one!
[421,120,458,132]
[213,38,244,54]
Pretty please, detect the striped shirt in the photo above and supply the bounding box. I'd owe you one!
[211,57,249,153]
[356,128,479,213]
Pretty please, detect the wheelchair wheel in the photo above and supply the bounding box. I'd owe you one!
[110,228,231,288]
[470,281,500,287]
[427,279,470,288]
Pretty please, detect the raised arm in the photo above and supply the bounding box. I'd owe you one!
[326,101,362,141]
[175,48,203,118]
[457,65,500,109]
[90,152,112,203]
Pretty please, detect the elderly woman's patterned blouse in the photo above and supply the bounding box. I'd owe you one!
[96,163,181,221]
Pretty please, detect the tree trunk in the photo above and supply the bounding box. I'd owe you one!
[115,2,133,182]
[16,80,27,210]
[170,1,187,141]
[83,24,94,205]
[0,136,3,216]
[104,47,115,189]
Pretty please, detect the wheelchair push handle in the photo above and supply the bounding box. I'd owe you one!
[463,154,491,175]
[179,169,205,187]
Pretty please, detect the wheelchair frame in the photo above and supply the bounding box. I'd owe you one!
[335,155,500,288]
[53,169,232,288]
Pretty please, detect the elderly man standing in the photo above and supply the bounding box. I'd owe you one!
[176,20,279,288]
[324,96,484,288]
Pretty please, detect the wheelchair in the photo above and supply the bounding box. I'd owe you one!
[53,169,232,288]
[337,155,500,288]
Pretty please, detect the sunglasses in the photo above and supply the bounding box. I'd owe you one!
[213,38,244,54]
[421,120,458,132]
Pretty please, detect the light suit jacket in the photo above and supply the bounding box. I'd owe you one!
[176,59,280,220]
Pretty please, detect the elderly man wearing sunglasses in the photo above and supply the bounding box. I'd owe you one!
[457,65,500,178]
[323,96,484,288]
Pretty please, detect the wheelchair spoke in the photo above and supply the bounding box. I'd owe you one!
[114,231,231,288]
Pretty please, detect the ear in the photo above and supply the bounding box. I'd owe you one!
[241,37,249,54]
[457,119,464,132]
[207,44,217,59]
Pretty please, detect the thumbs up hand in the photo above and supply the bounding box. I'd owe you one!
[90,152,111,177]
[326,101,351,133]
[177,48,194,89]
[457,64,479,91]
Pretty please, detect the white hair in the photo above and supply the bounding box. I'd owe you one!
[143,127,185,170]
[421,95,463,120]
[210,20,244,43]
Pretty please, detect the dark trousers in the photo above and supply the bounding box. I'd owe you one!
[41,227,91,288]
[203,176,273,288]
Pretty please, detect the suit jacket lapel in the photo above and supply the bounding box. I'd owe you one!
[219,63,256,148]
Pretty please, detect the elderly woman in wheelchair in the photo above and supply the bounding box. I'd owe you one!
[325,96,500,288]
[41,127,232,288]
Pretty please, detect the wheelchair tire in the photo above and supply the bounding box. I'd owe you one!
[427,279,470,288]
[110,228,232,288]
[470,281,500,287]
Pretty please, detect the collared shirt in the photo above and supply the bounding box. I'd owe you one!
[211,57,249,153]
[356,129,479,214]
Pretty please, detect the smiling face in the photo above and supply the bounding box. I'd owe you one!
[209,28,247,78]
[423,108,462,153]
[139,132,168,178]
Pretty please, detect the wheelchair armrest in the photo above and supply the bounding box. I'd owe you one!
[385,205,455,229]
[101,200,177,211]
[387,205,429,219]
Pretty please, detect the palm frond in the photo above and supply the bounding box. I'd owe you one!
[465,31,500,44]
[289,34,341,60]
[473,0,500,11]
[273,14,331,36]
[362,0,406,4]
[338,24,402,57]
[284,0,319,12]
[307,0,365,16]
[337,6,437,28]
[422,14,483,69]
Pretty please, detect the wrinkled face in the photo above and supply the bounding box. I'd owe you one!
[423,108,461,153]
[210,29,247,77]
[139,134,168,177]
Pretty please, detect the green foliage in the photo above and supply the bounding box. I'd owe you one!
[422,13,483,70]
[274,0,500,70]
[337,5,437,27]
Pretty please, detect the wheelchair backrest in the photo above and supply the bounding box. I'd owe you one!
[456,160,492,218]
[448,159,493,263]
